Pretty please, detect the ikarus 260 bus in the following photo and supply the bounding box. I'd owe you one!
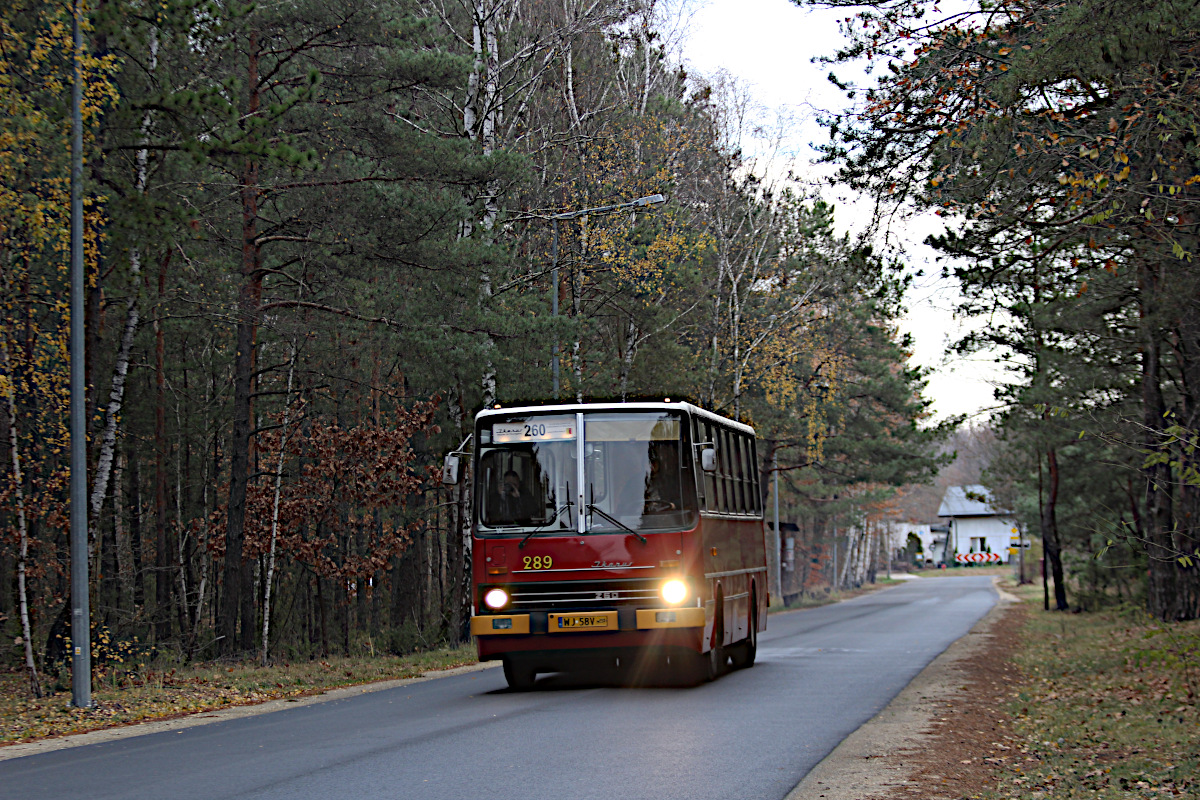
[443,401,768,690]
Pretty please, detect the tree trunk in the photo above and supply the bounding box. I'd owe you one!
[1171,272,1200,620]
[113,449,130,611]
[223,29,263,655]
[174,421,192,646]
[316,574,329,657]
[2,340,42,698]
[446,386,472,643]
[1041,447,1068,611]
[873,520,883,582]
[618,318,637,399]
[1140,260,1184,620]
[129,439,145,608]
[572,219,588,402]
[100,494,119,624]
[706,249,726,406]
[730,272,742,418]
[836,528,854,590]
[89,290,140,561]
[89,30,156,566]
[464,0,503,409]
[343,578,352,657]
[154,256,171,643]
[261,350,296,665]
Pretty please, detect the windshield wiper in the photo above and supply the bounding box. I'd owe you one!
[586,504,647,545]
[518,499,573,549]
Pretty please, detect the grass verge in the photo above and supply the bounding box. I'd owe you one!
[0,645,477,745]
[908,565,1013,578]
[769,576,902,613]
[989,589,1198,799]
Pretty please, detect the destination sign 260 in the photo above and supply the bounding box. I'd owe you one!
[493,420,576,443]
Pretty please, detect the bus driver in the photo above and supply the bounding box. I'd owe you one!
[643,452,676,513]
[498,470,534,521]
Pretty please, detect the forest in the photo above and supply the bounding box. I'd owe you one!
[1,0,943,695]
[814,0,1200,620]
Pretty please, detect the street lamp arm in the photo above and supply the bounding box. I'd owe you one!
[544,190,665,398]
[550,193,666,220]
[491,196,669,224]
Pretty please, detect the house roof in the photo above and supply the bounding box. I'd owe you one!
[938,485,1008,518]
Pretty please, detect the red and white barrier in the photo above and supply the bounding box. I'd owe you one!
[954,552,1002,564]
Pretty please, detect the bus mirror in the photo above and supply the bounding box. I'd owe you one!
[701,448,717,472]
[442,454,461,485]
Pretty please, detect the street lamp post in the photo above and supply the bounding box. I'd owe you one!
[70,0,92,709]
[550,216,560,395]
[548,193,665,397]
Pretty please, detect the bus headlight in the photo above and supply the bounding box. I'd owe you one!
[484,587,509,610]
[661,579,688,605]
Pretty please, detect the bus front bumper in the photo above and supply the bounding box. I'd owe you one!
[470,607,706,637]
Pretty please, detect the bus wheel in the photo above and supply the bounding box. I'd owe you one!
[707,641,726,680]
[730,602,757,669]
[685,646,718,684]
[502,657,537,691]
[697,601,726,683]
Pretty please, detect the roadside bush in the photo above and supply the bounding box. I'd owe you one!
[385,621,422,656]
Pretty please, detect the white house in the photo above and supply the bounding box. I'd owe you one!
[937,485,1018,564]
[885,521,934,565]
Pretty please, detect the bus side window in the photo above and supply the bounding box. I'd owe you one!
[748,438,758,513]
[711,425,724,513]
[703,421,719,513]
[738,434,753,514]
[726,428,738,514]
[726,429,739,513]
[679,419,698,512]
[717,427,732,514]
[732,434,744,514]
[734,431,744,513]
[748,436,761,514]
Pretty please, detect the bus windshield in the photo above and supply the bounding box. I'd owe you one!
[476,415,577,533]
[583,413,695,533]
[474,411,697,535]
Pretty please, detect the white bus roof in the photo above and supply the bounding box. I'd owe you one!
[475,401,755,436]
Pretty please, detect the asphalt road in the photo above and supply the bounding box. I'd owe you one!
[0,576,996,800]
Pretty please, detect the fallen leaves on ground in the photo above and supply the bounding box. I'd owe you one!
[0,646,477,745]
[867,583,1198,800]
[999,607,1198,799]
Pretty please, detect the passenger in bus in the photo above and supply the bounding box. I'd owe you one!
[498,470,535,521]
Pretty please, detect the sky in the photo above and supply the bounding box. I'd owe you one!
[674,0,1010,421]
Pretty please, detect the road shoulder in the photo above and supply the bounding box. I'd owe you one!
[785,579,1020,800]
[0,660,500,762]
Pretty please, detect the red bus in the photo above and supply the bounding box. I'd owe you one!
[448,402,767,690]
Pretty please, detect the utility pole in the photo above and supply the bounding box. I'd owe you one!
[772,444,781,601]
[831,517,839,590]
[69,0,92,708]
[1018,525,1027,584]
[1042,557,1049,611]
[885,523,891,580]
[550,217,560,396]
